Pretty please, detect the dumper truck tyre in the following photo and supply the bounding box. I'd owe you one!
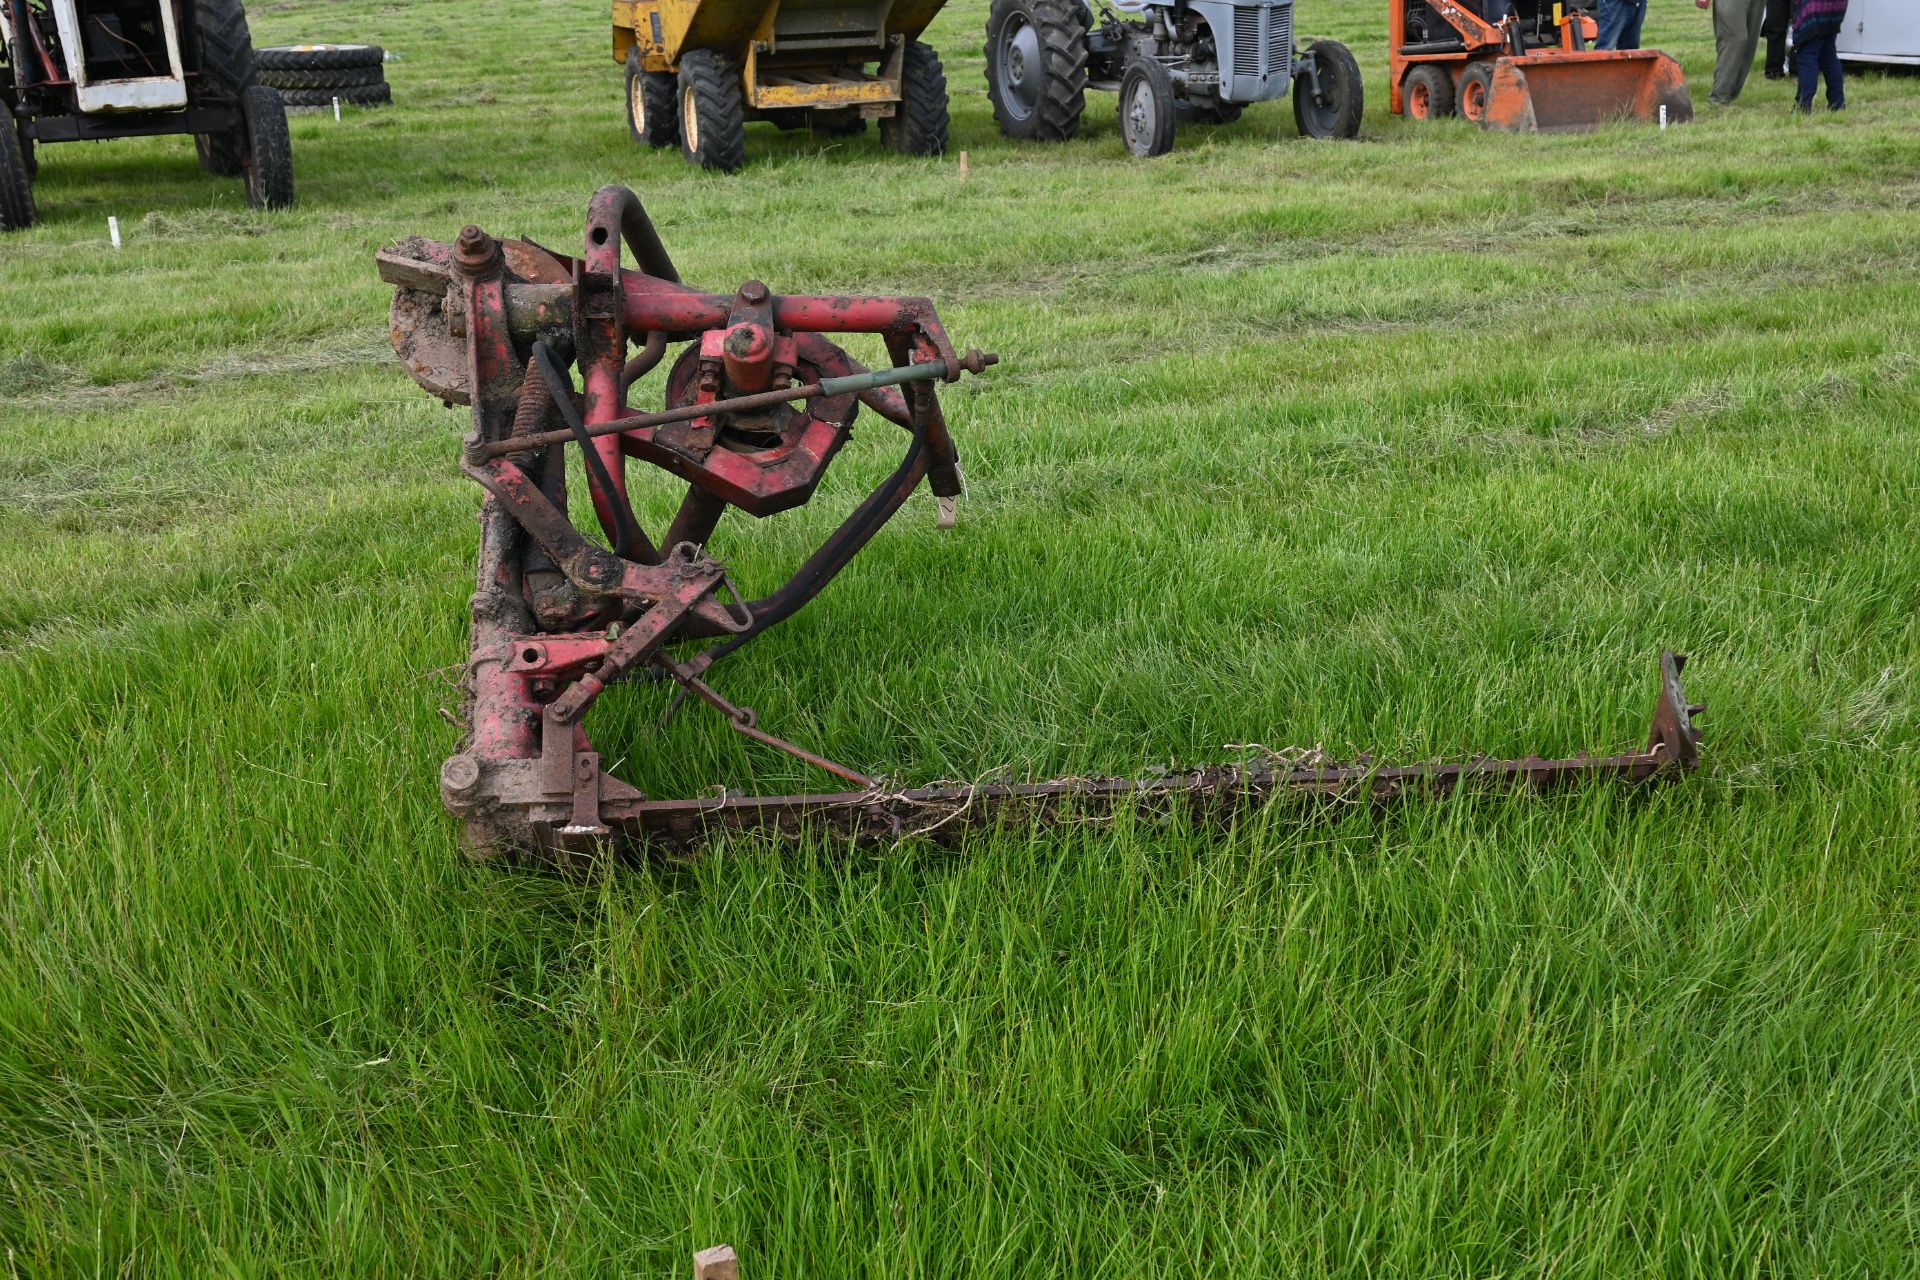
[881,41,949,156]
[1292,39,1363,139]
[678,51,747,172]
[1117,56,1176,157]
[1457,61,1495,126]
[193,0,263,177]
[985,0,1088,141]
[1402,63,1455,121]
[0,118,34,231]
[627,49,679,147]
[241,84,296,211]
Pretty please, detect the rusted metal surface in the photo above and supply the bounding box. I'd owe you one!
[386,185,1704,868]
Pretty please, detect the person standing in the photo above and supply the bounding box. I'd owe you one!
[1762,0,1792,78]
[1596,0,1649,49]
[1698,0,1768,104]
[1792,0,1848,110]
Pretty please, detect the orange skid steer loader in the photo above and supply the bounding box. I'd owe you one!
[1390,0,1692,131]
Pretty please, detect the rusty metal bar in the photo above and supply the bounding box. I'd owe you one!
[472,351,996,462]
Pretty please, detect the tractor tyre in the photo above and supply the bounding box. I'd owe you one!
[627,49,679,147]
[257,45,385,73]
[1292,38,1363,139]
[18,125,35,181]
[1402,63,1455,121]
[1117,56,1176,157]
[881,40,949,156]
[0,118,34,231]
[677,50,747,172]
[985,0,1087,142]
[259,65,386,91]
[1457,60,1496,126]
[274,83,393,108]
[241,84,295,210]
[193,0,262,177]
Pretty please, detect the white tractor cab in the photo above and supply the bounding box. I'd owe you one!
[1,0,292,229]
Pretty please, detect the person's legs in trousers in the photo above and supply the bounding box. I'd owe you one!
[1819,31,1845,108]
[1595,0,1630,49]
[1711,0,1766,104]
[1762,0,1790,77]
[1795,30,1821,108]
[1619,0,1646,50]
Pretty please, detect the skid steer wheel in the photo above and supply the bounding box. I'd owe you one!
[1458,61,1496,126]
[1117,56,1176,157]
[678,50,747,172]
[881,40,949,156]
[0,118,34,231]
[985,0,1088,141]
[241,85,295,210]
[1292,38,1364,139]
[193,0,262,177]
[1402,63,1455,121]
[626,49,678,147]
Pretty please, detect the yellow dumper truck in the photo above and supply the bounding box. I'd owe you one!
[613,0,950,171]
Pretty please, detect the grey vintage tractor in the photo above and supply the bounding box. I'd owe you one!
[986,0,1361,156]
[1,0,293,229]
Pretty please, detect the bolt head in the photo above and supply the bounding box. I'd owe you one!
[441,754,483,798]
[739,279,769,305]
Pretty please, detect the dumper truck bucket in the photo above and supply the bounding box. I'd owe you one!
[1484,49,1693,132]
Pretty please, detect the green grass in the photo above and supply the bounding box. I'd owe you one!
[4,0,1920,1273]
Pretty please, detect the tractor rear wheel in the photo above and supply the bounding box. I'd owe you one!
[1402,63,1455,121]
[881,40,949,156]
[1117,56,1176,157]
[1292,38,1363,139]
[193,0,262,177]
[1458,61,1496,126]
[241,84,295,210]
[627,49,678,147]
[985,0,1087,142]
[0,118,34,231]
[678,50,746,172]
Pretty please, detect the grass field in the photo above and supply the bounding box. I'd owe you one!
[4,0,1920,1273]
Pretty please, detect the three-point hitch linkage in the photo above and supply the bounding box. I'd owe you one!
[380,185,1703,866]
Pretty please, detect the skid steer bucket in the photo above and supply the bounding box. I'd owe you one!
[1484,49,1693,132]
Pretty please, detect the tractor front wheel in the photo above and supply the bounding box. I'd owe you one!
[1402,63,1455,121]
[241,84,295,210]
[1292,39,1363,139]
[881,40,949,156]
[1117,56,1176,157]
[0,117,35,230]
[985,0,1088,142]
[1458,61,1496,126]
[627,49,678,147]
[678,50,747,172]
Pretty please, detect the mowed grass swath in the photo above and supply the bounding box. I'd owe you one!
[2,0,1919,1272]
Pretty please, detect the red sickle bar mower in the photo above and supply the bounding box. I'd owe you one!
[379,185,1703,866]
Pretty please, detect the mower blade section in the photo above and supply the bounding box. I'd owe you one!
[596,651,1704,858]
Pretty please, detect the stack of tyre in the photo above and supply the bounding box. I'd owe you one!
[258,45,391,109]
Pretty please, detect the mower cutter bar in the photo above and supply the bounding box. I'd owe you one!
[460,652,1702,862]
